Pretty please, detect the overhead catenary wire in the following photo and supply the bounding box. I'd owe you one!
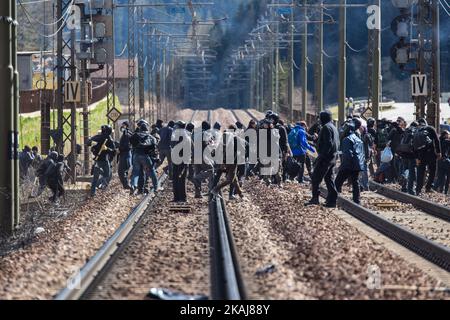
[18,0,74,27]
[345,41,367,53]
[440,0,450,16]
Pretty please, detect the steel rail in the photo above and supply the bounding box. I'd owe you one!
[54,175,168,300]
[320,187,450,272]
[209,192,248,300]
[369,181,450,223]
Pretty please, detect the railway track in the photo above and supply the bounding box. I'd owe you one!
[55,175,168,300]
[369,181,450,223]
[320,187,450,272]
[209,192,247,300]
[55,172,247,300]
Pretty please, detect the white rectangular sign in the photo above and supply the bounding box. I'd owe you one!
[65,81,81,103]
[411,74,428,97]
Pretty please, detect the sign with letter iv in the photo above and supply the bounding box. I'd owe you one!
[65,81,81,103]
[411,74,428,97]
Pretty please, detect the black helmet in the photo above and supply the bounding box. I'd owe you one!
[139,121,150,132]
[367,117,375,127]
[175,120,186,129]
[101,125,113,136]
[265,110,274,119]
[49,151,59,161]
[269,113,280,124]
[186,122,195,133]
[201,121,211,131]
[213,122,221,130]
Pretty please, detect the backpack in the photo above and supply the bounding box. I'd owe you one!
[285,157,301,178]
[396,127,416,157]
[288,127,301,152]
[413,127,433,152]
[377,127,389,149]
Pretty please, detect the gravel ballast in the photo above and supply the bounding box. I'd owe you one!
[89,185,210,300]
[226,179,449,300]
[0,180,148,300]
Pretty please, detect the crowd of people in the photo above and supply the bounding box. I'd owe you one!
[17,109,448,207]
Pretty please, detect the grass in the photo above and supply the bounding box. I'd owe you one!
[19,97,121,154]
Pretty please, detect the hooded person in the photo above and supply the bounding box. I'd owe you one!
[415,118,441,195]
[118,121,133,189]
[88,125,116,196]
[305,110,340,208]
[171,120,192,202]
[129,121,161,195]
[158,120,175,179]
[335,122,365,204]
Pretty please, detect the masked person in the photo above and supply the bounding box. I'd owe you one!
[157,121,175,179]
[118,121,132,189]
[305,111,340,208]
[130,120,161,195]
[415,118,441,195]
[88,125,116,197]
[171,121,192,203]
[192,121,215,198]
[335,122,365,204]
[19,145,34,182]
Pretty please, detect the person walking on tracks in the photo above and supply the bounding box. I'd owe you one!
[129,121,161,195]
[118,121,133,189]
[288,122,315,183]
[88,125,116,197]
[305,111,340,208]
[414,118,441,195]
[335,122,366,204]
[171,121,192,203]
[158,120,175,180]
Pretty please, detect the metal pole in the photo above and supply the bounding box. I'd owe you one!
[316,0,324,114]
[371,0,381,120]
[0,0,18,234]
[274,0,280,113]
[338,0,347,125]
[429,0,440,130]
[288,1,294,123]
[260,56,265,111]
[137,7,145,120]
[69,29,77,183]
[301,0,308,119]
[417,0,426,120]
[12,0,19,227]
[250,60,254,109]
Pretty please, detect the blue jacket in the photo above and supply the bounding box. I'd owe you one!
[289,125,315,157]
[341,132,366,172]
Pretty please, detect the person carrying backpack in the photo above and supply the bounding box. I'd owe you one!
[88,125,116,197]
[130,121,162,196]
[335,122,366,204]
[375,119,390,166]
[397,122,419,194]
[414,118,441,195]
[388,117,406,182]
[288,122,316,183]
[434,130,450,194]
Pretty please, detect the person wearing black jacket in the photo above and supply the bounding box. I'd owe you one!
[89,125,116,197]
[158,121,175,179]
[388,117,406,182]
[130,121,161,195]
[305,110,340,208]
[171,121,191,203]
[434,130,450,194]
[416,119,441,195]
[270,114,291,183]
[118,121,132,189]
